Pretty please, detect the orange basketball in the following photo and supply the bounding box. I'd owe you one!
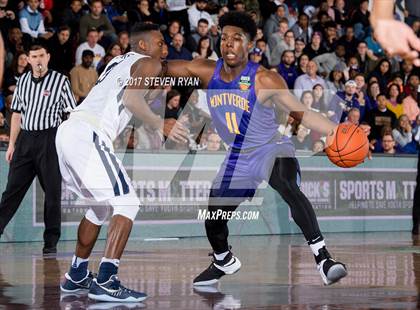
[325,123,369,168]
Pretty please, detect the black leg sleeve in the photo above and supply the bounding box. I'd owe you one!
[268,158,323,243]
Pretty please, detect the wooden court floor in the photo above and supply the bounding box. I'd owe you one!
[0,232,419,309]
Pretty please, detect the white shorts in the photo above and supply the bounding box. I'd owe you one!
[56,118,139,209]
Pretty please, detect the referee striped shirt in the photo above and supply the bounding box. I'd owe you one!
[11,70,77,131]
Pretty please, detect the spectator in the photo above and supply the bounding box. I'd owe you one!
[163,19,180,45]
[351,0,370,40]
[294,61,326,99]
[263,4,289,39]
[400,60,414,86]
[70,50,98,104]
[355,41,378,75]
[75,28,105,68]
[61,0,83,39]
[381,134,396,154]
[233,0,246,12]
[303,32,326,59]
[96,42,122,73]
[137,123,164,150]
[312,139,325,153]
[0,0,17,39]
[3,51,29,112]
[392,114,416,154]
[103,0,129,33]
[300,90,315,110]
[296,54,309,75]
[347,107,361,125]
[206,133,222,151]
[79,0,116,46]
[312,84,329,114]
[128,0,153,25]
[192,36,218,61]
[326,67,345,92]
[267,18,288,52]
[255,39,270,68]
[404,73,420,100]
[337,25,358,56]
[386,83,404,119]
[270,29,294,67]
[312,11,331,34]
[367,81,380,111]
[335,80,361,122]
[19,0,52,40]
[276,50,298,90]
[402,81,420,122]
[293,124,312,150]
[47,26,72,76]
[186,18,212,52]
[188,0,213,33]
[290,12,312,44]
[313,43,346,77]
[5,27,30,67]
[117,31,130,54]
[165,89,181,119]
[150,0,169,27]
[294,37,305,59]
[354,73,375,115]
[322,21,338,52]
[167,33,192,60]
[369,59,392,93]
[333,0,348,28]
[166,0,190,36]
[249,47,265,65]
[368,93,397,141]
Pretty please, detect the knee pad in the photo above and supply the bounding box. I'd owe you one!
[85,205,111,226]
[108,193,140,221]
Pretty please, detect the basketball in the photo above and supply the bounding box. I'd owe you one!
[325,123,369,168]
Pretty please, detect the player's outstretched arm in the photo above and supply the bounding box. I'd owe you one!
[370,0,420,66]
[257,70,336,136]
[166,58,215,86]
[123,57,188,143]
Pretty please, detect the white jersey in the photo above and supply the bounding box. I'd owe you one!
[72,52,148,141]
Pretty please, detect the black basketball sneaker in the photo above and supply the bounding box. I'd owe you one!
[316,247,347,285]
[193,250,241,286]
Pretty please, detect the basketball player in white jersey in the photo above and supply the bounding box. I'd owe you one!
[57,24,188,302]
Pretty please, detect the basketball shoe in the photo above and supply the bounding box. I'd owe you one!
[316,247,347,285]
[61,271,95,292]
[88,275,148,302]
[193,250,241,286]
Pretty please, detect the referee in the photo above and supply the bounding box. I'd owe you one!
[0,45,77,254]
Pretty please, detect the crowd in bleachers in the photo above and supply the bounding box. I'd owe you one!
[1,0,420,154]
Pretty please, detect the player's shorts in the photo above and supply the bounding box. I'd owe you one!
[210,138,295,204]
[56,117,139,207]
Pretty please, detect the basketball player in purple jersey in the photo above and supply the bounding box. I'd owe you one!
[166,12,353,286]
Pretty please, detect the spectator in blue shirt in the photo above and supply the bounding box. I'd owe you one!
[276,50,298,90]
[167,33,192,60]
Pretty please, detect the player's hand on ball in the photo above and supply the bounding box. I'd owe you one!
[373,19,420,66]
[163,118,189,143]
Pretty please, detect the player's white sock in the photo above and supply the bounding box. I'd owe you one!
[309,239,326,257]
[71,255,89,268]
[214,251,229,261]
[100,257,120,267]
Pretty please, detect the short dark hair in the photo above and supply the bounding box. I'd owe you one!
[131,22,160,33]
[90,0,103,5]
[58,25,71,33]
[219,11,257,41]
[87,27,99,35]
[198,18,209,25]
[29,44,48,53]
[376,92,386,100]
